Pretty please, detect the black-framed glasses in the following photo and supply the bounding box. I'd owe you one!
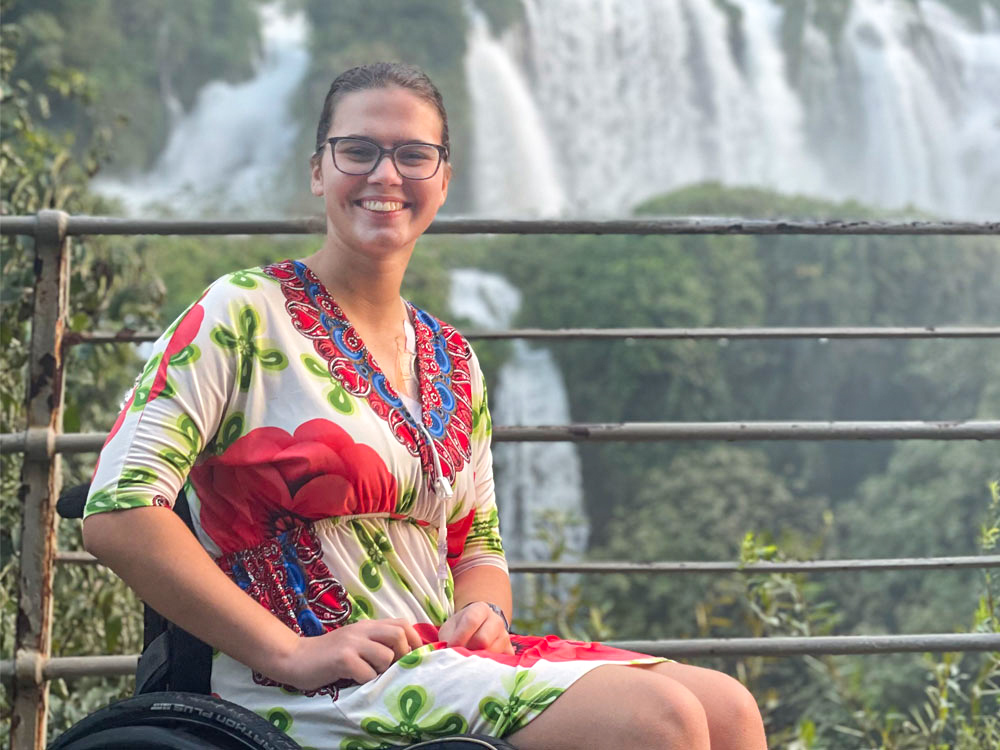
[320,136,448,180]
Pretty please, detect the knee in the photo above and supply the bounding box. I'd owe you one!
[710,673,766,743]
[637,679,711,749]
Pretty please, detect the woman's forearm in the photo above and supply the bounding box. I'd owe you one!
[83,505,300,679]
[452,564,513,621]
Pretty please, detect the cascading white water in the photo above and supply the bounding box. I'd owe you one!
[448,270,588,565]
[463,10,566,217]
[467,0,999,218]
[94,3,308,215]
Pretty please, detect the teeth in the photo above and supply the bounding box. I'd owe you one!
[361,200,404,212]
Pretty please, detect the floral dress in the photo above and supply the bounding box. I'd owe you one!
[85,260,662,748]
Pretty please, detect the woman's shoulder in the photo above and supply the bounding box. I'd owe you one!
[192,261,297,311]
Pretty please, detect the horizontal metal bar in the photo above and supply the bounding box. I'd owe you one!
[4,421,998,455]
[3,632,997,689]
[65,330,161,345]
[0,655,138,688]
[3,216,999,237]
[493,421,1000,442]
[59,550,1000,574]
[610,633,1000,657]
[67,325,1000,347]
[508,556,1000,574]
[471,326,1000,340]
[55,551,100,564]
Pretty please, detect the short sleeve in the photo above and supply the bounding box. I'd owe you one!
[448,355,507,578]
[84,282,237,518]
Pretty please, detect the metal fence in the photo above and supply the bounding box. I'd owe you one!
[2,210,999,749]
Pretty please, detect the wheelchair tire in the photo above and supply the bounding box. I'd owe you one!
[47,691,301,750]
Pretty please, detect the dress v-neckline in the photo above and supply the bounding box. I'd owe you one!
[294,260,430,430]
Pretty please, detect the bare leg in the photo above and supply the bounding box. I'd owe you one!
[507,664,711,750]
[645,662,767,750]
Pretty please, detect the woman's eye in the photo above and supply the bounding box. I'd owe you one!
[343,148,376,161]
[397,149,432,164]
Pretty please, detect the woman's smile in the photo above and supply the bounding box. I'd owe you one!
[354,197,412,215]
[310,86,450,257]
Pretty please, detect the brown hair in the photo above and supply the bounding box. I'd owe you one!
[312,62,450,161]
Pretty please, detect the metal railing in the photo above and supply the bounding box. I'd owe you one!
[2,211,999,749]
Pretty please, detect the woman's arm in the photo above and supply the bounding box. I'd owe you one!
[452,564,512,617]
[83,506,422,691]
[437,564,514,653]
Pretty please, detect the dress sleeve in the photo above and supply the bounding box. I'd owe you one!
[84,281,237,517]
[449,354,507,578]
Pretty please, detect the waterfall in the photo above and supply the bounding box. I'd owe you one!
[463,10,566,217]
[466,0,999,218]
[94,3,308,215]
[448,270,588,566]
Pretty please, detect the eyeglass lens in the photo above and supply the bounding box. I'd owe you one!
[332,138,441,179]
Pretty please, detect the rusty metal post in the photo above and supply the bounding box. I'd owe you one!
[11,210,70,750]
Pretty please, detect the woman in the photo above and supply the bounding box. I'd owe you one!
[84,63,767,750]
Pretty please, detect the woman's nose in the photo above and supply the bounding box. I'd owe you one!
[367,154,403,184]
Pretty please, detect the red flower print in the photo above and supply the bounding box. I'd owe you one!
[149,291,207,403]
[191,418,398,555]
[451,634,651,668]
[445,508,476,570]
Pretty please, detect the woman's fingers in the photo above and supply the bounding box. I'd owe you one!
[343,654,379,685]
[357,640,397,675]
[486,631,515,655]
[466,617,508,651]
[441,606,487,647]
[367,619,422,659]
[440,604,511,651]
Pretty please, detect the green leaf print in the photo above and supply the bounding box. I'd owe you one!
[353,521,394,592]
[301,354,328,378]
[121,467,158,486]
[340,739,396,750]
[346,592,375,623]
[215,412,245,454]
[360,686,468,744]
[397,646,427,670]
[386,563,415,594]
[301,354,356,415]
[479,671,565,737]
[395,486,416,516]
[129,354,175,412]
[423,595,447,627]
[85,467,160,514]
[260,706,293,734]
[360,560,382,592]
[228,268,273,289]
[468,508,504,555]
[159,414,201,475]
[211,305,288,391]
[326,384,355,415]
[472,379,492,439]
[169,344,200,368]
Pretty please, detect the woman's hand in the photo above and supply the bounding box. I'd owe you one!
[438,602,514,654]
[271,618,424,691]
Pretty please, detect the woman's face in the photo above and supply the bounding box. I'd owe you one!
[310,86,450,258]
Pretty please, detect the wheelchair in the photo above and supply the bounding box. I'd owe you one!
[50,484,516,750]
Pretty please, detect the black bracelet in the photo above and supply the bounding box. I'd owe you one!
[465,601,510,632]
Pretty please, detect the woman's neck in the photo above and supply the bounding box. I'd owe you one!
[299,239,411,333]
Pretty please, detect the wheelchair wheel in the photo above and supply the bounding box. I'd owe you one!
[47,691,301,750]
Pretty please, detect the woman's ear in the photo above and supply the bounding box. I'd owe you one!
[438,162,452,208]
[310,155,324,196]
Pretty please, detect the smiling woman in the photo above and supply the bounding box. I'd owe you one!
[80,62,766,749]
